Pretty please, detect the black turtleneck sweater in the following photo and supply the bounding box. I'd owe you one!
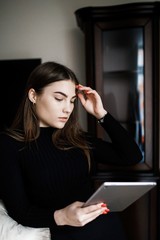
[0,113,142,240]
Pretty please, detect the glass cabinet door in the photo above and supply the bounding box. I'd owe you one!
[94,18,153,171]
[103,28,144,158]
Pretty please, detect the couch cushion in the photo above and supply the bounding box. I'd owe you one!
[0,200,51,240]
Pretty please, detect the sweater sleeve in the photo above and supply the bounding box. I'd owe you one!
[90,112,143,165]
[0,133,57,229]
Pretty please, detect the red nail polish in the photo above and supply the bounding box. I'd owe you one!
[101,203,106,207]
[102,210,108,214]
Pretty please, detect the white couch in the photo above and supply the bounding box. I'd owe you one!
[0,200,51,240]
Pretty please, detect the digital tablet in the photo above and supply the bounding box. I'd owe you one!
[83,181,157,211]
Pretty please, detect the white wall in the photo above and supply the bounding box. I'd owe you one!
[0,0,158,129]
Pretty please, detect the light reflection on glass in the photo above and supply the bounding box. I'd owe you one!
[137,48,144,153]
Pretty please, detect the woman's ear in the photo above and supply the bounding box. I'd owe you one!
[28,88,37,104]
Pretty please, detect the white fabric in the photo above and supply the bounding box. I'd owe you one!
[0,200,51,240]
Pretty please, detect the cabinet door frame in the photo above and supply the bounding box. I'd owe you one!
[87,17,154,172]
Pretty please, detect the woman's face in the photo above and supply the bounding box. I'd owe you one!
[30,80,77,128]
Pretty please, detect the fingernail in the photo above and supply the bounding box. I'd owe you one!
[101,203,106,207]
[102,210,108,214]
[103,209,110,214]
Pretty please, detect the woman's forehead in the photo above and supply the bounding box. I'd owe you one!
[44,80,76,95]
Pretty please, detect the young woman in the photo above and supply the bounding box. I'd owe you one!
[0,61,142,240]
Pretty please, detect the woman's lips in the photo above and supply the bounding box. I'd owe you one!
[58,117,68,122]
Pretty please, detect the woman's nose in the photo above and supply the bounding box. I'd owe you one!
[63,109,70,114]
[63,103,72,114]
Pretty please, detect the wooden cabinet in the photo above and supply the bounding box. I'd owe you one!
[75,2,160,240]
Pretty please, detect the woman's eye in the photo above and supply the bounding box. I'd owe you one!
[55,97,63,102]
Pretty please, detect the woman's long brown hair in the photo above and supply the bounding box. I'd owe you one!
[6,61,91,168]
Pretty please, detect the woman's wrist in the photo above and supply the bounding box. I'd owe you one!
[97,111,108,124]
[97,110,107,120]
[54,209,65,226]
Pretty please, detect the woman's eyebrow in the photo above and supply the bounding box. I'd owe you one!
[54,91,77,99]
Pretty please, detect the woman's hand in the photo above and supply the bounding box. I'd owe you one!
[54,201,109,227]
[76,84,107,119]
